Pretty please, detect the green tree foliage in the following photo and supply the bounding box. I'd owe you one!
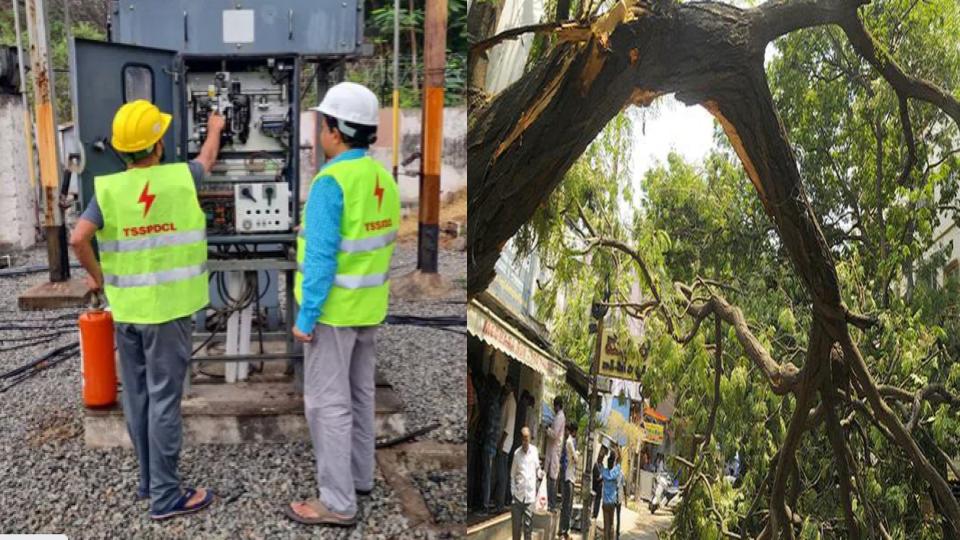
[514,0,960,536]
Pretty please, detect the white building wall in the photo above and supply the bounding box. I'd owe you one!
[0,94,38,250]
[484,0,545,95]
[300,107,467,206]
[928,222,960,285]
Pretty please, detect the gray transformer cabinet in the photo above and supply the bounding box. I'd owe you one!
[108,0,364,57]
[70,1,361,385]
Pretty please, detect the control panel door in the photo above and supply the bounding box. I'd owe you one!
[70,38,178,210]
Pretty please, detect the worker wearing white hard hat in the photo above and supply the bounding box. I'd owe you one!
[285,82,401,527]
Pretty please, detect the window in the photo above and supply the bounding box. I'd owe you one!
[122,64,153,103]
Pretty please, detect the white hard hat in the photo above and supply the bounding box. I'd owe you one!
[313,82,379,128]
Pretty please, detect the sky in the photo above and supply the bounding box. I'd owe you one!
[626,42,778,201]
[628,97,717,182]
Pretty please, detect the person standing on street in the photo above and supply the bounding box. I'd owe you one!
[592,446,608,523]
[482,378,506,513]
[615,445,624,539]
[286,82,400,527]
[70,100,223,520]
[494,380,517,512]
[544,396,565,511]
[558,422,579,537]
[510,427,540,540]
[601,448,622,540]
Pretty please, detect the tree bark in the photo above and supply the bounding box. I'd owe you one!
[467,0,501,90]
[468,0,960,529]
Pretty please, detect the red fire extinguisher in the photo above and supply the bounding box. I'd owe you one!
[79,293,116,408]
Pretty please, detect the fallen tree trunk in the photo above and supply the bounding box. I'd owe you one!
[468,0,960,534]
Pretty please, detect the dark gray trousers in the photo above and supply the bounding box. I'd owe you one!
[115,316,192,514]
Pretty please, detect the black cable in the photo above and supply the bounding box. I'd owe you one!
[0,345,80,392]
[0,323,77,331]
[0,341,80,380]
[0,335,61,353]
[0,330,74,343]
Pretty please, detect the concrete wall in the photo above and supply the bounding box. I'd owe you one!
[0,94,37,250]
[299,107,467,205]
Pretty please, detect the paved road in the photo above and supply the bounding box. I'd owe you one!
[575,502,673,540]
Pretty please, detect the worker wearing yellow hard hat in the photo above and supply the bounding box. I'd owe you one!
[69,99,225,521]
[110,99,173,155]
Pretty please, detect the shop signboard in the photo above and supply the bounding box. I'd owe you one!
[598,330,642,382]
[468,302,564,379]
[644,421,664,445]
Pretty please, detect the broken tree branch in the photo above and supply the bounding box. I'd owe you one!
[840,12,960,130]
[469,20,592,56]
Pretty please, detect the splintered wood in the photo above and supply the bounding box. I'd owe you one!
[493,53,577,161]
[703,100,767,204]
[493,0,650,160]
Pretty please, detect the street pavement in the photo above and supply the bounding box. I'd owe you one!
[574,502,673,540]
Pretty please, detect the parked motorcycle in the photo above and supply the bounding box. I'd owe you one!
[648,472,681,514]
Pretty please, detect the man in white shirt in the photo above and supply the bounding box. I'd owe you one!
[494,381,517,512]
[510,426,540,540]
[544,396,565,511]
[559,423,579,537]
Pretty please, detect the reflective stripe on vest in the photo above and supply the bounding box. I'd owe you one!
[99,229,206,253]
[295,264,389,289]
[298,229,396,253]
[335,272,389,289]
[103,262,207,288]
[94,163,209,324]
[340,231,397,253]
[294,156,400,327]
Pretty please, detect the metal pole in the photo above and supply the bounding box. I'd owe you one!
[12,0,40,234]
[24,0,68,282]
[392,0,401,180]
[581,314,604,538]
[418,0,445,274]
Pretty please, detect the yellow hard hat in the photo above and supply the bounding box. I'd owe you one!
[111,100,172,153]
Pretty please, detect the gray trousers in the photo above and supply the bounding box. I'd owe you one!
[115,316,192,514]
[303,323,377,516]
[547,474,559,511]
[511,500,533,540]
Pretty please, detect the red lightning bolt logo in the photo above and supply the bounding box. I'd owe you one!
[138,182,156,217]
[373,175,384,212]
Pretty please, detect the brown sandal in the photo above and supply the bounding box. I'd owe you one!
[284,499,357,527]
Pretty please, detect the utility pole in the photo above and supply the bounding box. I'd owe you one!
[418,0,445,273]
[12,0,38,197]
[391,0,400,180]
[24,0,68,282]
[581,279,610,539]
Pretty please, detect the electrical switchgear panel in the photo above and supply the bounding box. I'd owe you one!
[184,57,298,236]
[234,182,291,233]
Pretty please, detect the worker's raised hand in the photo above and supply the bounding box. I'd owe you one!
[292,326,313,343]
[207,113,226,133]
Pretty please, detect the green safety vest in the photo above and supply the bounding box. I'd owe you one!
[295,156,400,327]
[94,163,209,324]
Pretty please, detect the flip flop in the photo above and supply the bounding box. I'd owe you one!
[150,487,215,521]
[284,500,357,527]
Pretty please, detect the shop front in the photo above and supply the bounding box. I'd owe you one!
[467,297,565,524]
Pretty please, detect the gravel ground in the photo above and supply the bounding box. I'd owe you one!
[0,239,466,538]
[411,471,467,525]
